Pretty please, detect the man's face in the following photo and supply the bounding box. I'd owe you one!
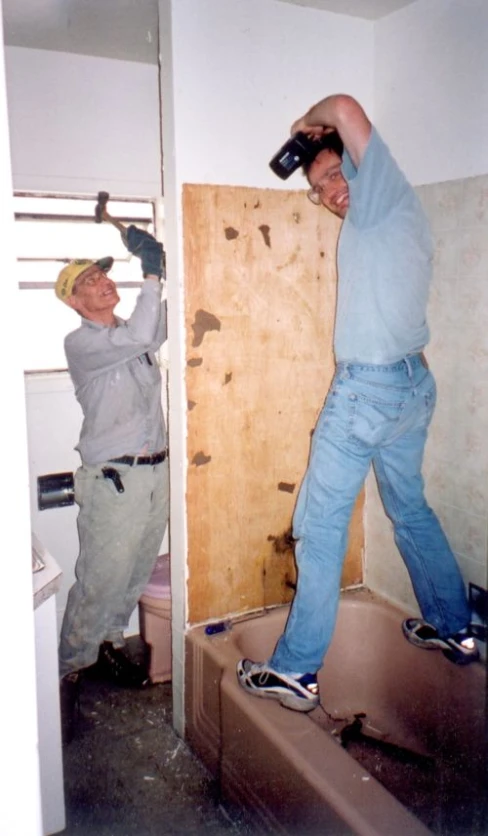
[308,149,349,219]
[68,265,119,321]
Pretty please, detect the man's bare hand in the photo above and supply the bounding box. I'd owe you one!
[291,117,325,137]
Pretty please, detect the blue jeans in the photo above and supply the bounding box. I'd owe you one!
[270,354,471,676]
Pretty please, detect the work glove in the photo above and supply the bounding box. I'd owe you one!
[141,238,165,279]
[125,224,156,255]
[124,225,165,279]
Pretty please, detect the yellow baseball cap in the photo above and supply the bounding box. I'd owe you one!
[55,256,114,302]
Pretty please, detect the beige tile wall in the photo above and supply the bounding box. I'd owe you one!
[365,174,488,615]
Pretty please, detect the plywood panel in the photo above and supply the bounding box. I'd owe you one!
[183,184,363,624]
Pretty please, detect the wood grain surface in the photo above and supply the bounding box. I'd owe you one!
[183,184,363,623]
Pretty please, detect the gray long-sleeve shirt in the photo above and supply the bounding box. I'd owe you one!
[65,280,167,465]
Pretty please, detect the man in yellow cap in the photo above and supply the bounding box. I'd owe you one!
[56,228,169,744]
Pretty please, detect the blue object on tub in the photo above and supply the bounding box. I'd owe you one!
[205,620,231,636]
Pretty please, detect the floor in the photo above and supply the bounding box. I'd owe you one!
[61,641,257,836]
[61,636,488,836]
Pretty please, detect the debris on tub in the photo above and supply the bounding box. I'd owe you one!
[339,713,435,770]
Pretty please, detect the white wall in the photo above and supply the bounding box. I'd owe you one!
[375,0,488,185]
[4,0,486,779]
[4,45,165,642]
[25,374,83,626]
[2,0,375,739]
[159,0,375,733]
[166,0,375,190]
[0,6,43,833]
[365,0,488,615]
[5,46,161,196]
[365,173,488,623]
[7,0,488,742]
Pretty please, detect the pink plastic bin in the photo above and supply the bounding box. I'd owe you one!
[139,554,172,683]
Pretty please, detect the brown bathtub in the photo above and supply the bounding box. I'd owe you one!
[185,588,486,835]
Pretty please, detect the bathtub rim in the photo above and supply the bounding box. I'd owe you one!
[186,589,462,836]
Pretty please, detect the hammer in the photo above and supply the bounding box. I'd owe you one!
[95,191,128,243]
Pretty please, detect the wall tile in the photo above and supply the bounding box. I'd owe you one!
[458,228,488,281]
[366,174,488,609]
[435,502,488,564]
[459,174,488,229]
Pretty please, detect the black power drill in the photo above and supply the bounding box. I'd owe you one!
[269,131,342,180]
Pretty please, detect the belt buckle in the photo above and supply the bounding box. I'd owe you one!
[135,452,155,465]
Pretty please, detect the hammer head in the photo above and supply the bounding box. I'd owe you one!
[95,191,110,223]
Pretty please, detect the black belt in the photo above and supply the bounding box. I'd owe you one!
[109,449,168,467]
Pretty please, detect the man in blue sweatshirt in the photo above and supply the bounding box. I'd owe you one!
[238,94,478,713]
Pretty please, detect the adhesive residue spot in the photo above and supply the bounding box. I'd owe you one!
[278,482,296,494]
[191,309,221,348]
[192,451,212,467]
[258,224,271,248]
[268,528,295,554]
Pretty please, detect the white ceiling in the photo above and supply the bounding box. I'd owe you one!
[1,0,418,65]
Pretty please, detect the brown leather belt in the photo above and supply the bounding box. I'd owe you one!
[109,449,168,467]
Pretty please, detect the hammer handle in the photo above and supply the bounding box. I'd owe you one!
[102,209,127,236]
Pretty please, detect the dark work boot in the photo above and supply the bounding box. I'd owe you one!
[60,671,81,745]
[96,642,150,688]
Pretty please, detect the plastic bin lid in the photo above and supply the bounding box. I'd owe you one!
[143,553,171,599]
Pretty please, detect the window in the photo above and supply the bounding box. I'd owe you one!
[14,194,158,372]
